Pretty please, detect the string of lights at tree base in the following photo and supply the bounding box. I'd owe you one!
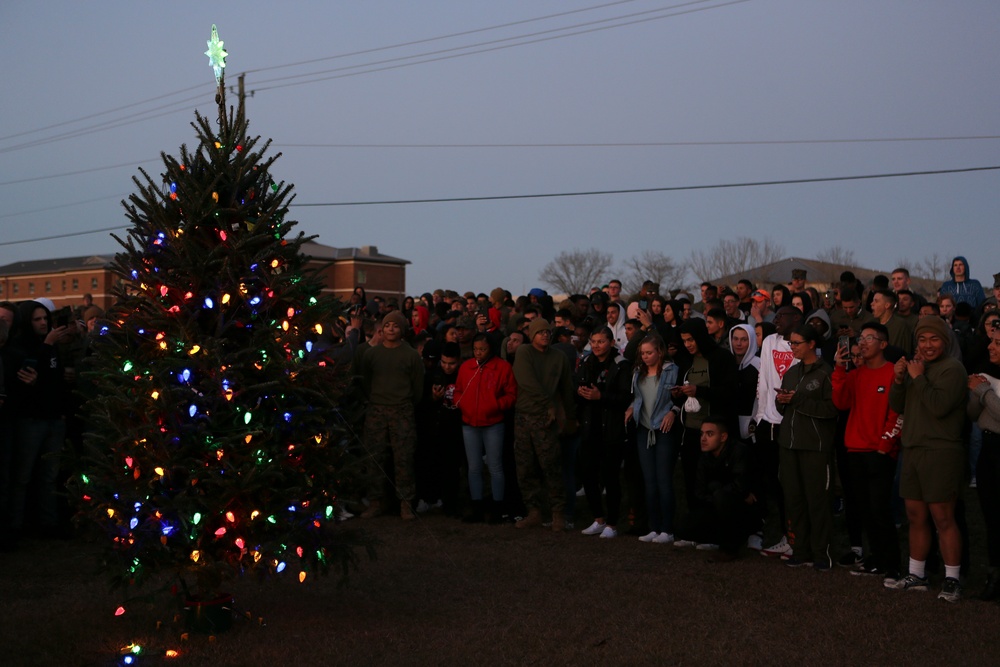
[70,24,373,653]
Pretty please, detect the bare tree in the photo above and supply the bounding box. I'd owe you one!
[619,250,688,295]
[814,245,857,283]
[916,252,950,282]
[538,248,614,295]
[816,245,856,267]
[687,236,786,284]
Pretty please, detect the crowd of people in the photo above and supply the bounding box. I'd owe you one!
[1,256,998,607]
[350,257,1000,605]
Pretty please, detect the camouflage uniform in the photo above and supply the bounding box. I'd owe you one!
[514,412,565,513]
[365,404,417,503]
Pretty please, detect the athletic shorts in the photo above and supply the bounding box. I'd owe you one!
[898,447,964,503]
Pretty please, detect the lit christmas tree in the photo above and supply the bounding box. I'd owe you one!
[72,26,370,619]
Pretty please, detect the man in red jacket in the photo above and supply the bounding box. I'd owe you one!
[831,322,902,585]
[453,334,517,523]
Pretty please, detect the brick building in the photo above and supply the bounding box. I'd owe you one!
[0,242,408,311]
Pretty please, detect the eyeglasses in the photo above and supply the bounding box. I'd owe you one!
[850,352,864,358]
[857,334,886,343]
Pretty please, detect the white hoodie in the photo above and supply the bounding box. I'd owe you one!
[753,332,799,424]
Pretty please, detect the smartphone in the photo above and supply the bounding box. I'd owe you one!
[638,300,648,310]
[838,335,850,352]
[21,358,37,370]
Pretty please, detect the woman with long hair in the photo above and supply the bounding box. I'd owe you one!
[577,326,633,539]
[625,334,680,543]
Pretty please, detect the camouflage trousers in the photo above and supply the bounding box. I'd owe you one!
[364,404,417,503]
[514,411,565,513]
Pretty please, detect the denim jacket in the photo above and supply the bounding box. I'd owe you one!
[630,362,679,432]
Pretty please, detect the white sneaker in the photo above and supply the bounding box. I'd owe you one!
[599,526,618,539]
[638,531,659,543]
[696,543,719,551]
[761,535,793,558]
[652,532,675,544]
[746,533,763,551]
[674,539,698,548]
[581,520,605,536]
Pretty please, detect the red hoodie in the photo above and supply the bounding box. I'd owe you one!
[831,363,902,457]
[453,355,517,427]
[411,305,429,335]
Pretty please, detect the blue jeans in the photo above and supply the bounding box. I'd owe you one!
[463,423,505,501]
[11,417,66,531]
[636,425,678,534]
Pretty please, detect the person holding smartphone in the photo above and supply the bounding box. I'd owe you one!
[776,325,838,570]
[831,323,902,585]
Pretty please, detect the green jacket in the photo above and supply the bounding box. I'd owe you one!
[512,344,575,421]
[889,355,967,451]
[776,359,837,452]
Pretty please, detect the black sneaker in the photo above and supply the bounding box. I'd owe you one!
[851,563,885,577]
[837,551,863,568]
[785,557,814,568]
[938,577,962,603]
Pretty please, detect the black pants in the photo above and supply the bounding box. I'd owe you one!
[752,420,786,542]
[680,427,703,511]
[835,412,864,548]
[680,492,757,553]
[847,451,900,574]
[977,431,1000,568]
[580,428,625,526]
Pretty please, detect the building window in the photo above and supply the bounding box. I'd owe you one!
[92,277,99,289]
[28,282,35,295]
[0,284,4,295]
[356,269,367,285]
[45,280,52,293]
[13,284,19,295]
[72,278,79,290]
[61,279,66,291]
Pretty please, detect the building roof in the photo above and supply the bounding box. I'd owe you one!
[711,257,939,298]
[0,242,409,277]
[301,241,409,265]
[0,254,116,277]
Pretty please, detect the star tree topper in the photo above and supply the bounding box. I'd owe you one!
[205,24,228,85]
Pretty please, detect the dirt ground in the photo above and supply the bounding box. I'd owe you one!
[2,486,1000,667]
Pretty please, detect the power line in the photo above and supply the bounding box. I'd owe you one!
[252,1,751,93]
[0,0,741,152]
[0,225,128,247]
[278,135,1000,149]
[1,0,642,145]
[242,0,645,75]
[0,159,161,187]
[1,164,995,247]
[291,165,1000,206]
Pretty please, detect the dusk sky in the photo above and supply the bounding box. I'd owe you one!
[2,1,998,296]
